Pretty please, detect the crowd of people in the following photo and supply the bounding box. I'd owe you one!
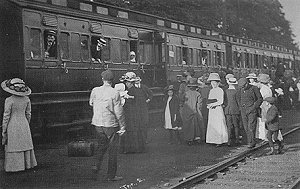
[1,66,299,181]
[166,67,298,154]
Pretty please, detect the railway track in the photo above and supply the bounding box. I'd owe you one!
[169,126,300,189]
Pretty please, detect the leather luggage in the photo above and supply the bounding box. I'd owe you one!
[67,140,95,157]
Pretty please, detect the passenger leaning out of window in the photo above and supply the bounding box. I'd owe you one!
[44,30,57,58]
[91,38,106,63]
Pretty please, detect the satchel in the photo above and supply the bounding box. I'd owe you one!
[67,139,95,157]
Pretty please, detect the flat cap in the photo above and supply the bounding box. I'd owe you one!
[264,97,276,104]
[101,69,114,81]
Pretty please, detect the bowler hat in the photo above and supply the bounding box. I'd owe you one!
[1,78,31,96]
[264,97,276,104]
[207,73,220,81]
[238,78,248,87]
[101,70,114,81]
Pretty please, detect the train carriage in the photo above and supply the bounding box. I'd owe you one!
[1,0,299,140]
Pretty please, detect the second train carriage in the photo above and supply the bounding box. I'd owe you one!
[0,0,299,139]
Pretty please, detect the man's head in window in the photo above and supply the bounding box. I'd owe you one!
[44,30,57,58]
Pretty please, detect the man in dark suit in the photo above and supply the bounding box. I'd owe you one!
[237,78,263,148]
[44,30,57,58]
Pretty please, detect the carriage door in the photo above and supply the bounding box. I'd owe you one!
[137,30,154,87]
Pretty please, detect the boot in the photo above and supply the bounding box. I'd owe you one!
[266,147,276,155]
[276,140,284,154]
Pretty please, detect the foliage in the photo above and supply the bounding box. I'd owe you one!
[96,0,298,50]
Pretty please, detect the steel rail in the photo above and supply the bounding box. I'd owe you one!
[169,125,300,189]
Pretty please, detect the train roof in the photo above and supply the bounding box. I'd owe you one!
[5,0,300,55]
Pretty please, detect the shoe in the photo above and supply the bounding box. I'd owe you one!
[266,147,276,155]
[107,176,123,181]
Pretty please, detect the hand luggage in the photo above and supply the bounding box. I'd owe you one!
[67,140,95,157]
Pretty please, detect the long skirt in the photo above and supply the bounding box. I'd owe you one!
[119,130,145,153]
[4,148,37,172]
[206,106,228,144]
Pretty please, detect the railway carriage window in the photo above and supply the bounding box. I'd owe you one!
[71,33,81,61]
[139,42,145,62]
[176,46,182,65]
[59,32,69,60]
[44,30,57,59]
[188,48,193,65]
[221,52,225,67]
[130,40,138,58]
[215,51,222,66]
[245,53,250,68]
[81,35,89,61]
[27,28,41,59]
[110,39,121,62]
[144,43,153,64]
[168,45,174,65]
[182,47,188,65]
[201,50,209,66]
[254,54,259,68]
[121,40,129,62]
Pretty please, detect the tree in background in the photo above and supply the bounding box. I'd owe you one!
[97,0,298,50]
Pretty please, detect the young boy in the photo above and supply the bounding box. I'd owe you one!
[224,77,240,146]
[265,97,284,155]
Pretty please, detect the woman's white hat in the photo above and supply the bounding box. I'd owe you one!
[120,72,138,82]
[1,78,31,96]
[207,73,221,81]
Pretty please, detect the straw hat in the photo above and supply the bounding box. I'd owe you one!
[1,78,31,96]
[246,73,257,79]
[120,72,138,82]
[207,73,221,81]
[225,74,234,80]
[227,77,238,85]
[258,74,270,84]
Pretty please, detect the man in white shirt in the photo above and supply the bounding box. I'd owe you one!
[89,69,125,181]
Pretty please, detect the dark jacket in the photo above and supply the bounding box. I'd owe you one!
[224,88,240,115]
[236,85,263,115]
[163,95,182,128]
[265,105,280,131]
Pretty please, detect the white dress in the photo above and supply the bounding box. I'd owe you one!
[206,87,228,144]
[164,97,173,129]
[256,84,272,141]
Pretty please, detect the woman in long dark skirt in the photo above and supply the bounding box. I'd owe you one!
[119,72,146,153]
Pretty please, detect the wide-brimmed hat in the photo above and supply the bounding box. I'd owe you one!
[246,73,257,79]
[120,72,137,82]
[129,51,136,56]
[225,74,234,80]
[1,78,31,96]
[207,73,221,81]
[238,78,248,88]
[135,76,141,82]
[227,77,238,85]
[258,74,270,84]
[187,78,199,87]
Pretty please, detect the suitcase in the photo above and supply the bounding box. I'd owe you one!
[67,140,95,157]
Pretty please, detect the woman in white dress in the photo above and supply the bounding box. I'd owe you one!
[206,73,228,146]
[256,74,272,141]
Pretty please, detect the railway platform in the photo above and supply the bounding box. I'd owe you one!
[1,109,300,189]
